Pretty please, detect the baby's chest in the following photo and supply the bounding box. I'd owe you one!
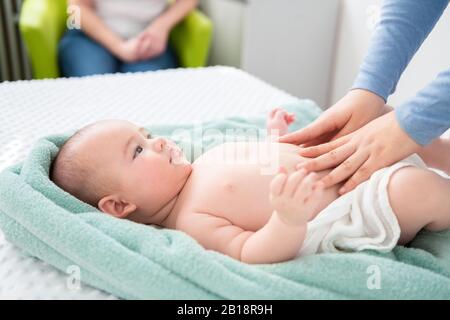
[178,142,309,230]
[181,164,275,231]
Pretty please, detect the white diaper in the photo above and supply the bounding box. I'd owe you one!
[298,154,427,256]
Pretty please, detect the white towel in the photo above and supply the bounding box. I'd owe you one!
[298,154,427,256]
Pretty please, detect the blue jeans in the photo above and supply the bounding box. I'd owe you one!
[58,29,178,77]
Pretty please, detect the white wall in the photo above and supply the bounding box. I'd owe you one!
[200,0,450,112]
[199,0,340,107]
[199,0,245,67]
[331,0,450,108]
[241,0,339,107]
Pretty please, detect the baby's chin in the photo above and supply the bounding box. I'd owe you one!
[172,154,190,165]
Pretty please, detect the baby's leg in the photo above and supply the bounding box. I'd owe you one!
[266,108,295,138]
[388,166,450,244]
[416,138,450,175]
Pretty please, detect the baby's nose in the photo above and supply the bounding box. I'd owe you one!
[153,137,166,152]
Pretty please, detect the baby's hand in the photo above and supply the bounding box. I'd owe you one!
[267,107,296,138]
[269,167,324,225]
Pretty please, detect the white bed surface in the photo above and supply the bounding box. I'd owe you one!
[0,66,297,299]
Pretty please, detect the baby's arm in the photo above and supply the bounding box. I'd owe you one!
[178,169,324,264]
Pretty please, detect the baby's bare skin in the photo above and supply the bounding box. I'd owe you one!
[165,141,340,263]
[171,142,340,232]
[165,109,450,263]
[71,109,450,264]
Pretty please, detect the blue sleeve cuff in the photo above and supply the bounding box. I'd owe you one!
[395,104,442,146]
[351,71,391,102]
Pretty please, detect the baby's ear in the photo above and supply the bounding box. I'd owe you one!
[98,195,137,219]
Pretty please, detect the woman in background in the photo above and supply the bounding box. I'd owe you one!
[59,0,198,77]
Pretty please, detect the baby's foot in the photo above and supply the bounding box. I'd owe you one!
[267,107,296,137]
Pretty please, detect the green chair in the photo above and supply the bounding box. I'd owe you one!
[19,0,213,79]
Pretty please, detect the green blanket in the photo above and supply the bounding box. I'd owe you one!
[0,99,449,299]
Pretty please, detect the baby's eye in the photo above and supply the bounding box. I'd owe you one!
[134,146,143,158]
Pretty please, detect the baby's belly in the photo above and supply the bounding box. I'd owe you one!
[177,142,340,231]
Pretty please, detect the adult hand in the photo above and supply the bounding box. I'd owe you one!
[114,37,142,63]
[296,111,421,194]
[136,22,170,60]
[278,89,386,147]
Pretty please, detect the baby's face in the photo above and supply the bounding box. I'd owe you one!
[82,120,192,215]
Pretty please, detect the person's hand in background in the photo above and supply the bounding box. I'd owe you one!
[135,22,170,60]
[278,89,386,147]
[113,37,142,63]
[297,111,421,195]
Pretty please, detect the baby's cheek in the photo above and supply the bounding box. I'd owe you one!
[136,158,168,183]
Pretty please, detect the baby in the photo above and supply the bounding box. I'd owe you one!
[51,108,450,264]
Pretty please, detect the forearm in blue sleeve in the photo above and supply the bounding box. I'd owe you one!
[352,0,449,101]
[395,68,450,145]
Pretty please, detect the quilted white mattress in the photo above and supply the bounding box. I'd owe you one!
[0,66,297,299]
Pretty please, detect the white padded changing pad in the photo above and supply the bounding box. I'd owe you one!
[0,66,297,299]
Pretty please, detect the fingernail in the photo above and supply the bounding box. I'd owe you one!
[339,187,346,194]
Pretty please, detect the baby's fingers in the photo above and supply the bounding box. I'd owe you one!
[270,171,288,197]
[283,169,307,197]
[294,172,319,200]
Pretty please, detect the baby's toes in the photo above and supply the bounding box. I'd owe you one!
[274,109,288,122]
[285,113,296,124]
[268,107,282,120]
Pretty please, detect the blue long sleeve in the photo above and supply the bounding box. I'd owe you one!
[395,69,450,145]
[351,0,450,145]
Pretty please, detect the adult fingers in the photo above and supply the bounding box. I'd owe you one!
[297,142,355,172]
[319,149,369,189]
[138,37,152,59]
[300,130,337,148]
[278,115,335,145]
[330,120,364,142]
[145,46,161,59]
[299,135,350,158]
[339,157,379,194]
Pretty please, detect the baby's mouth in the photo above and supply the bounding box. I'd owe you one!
[169,145,184,164]
[167,147,172,163]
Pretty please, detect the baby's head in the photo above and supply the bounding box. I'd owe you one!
[51,120,192,224]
